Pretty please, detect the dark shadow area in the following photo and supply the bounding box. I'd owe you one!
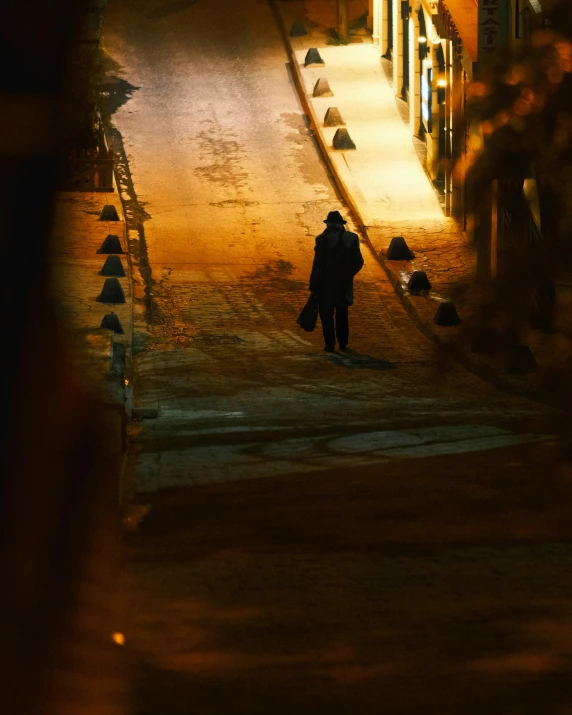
[126,439,569,561]
[129,632,572,715]
[126,447,572,713]
[246,259,307,293]
[323,348,397,370]
[146,0,200,20]
[99,77,140,117]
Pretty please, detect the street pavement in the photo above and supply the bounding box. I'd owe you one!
[101,0,572,712]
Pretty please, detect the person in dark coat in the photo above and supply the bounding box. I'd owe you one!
[309,210,364,352]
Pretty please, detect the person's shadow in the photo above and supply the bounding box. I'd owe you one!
[321,348,396,370]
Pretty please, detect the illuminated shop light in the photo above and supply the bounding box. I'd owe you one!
[418,35,427,43]
[437,79,447,87]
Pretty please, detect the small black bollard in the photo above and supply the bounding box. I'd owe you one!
[99,204,120,221]
[324,107,345,127]
[97,277,126,304]
[434,301,461,326]
[407,270,432,292]
[101,312,124,334]
[304,48,325,67]
[97,234,124,254]
[386,236,414,260]
[99,255,126,277]
[313,78,333,97]
[332,128,356,150]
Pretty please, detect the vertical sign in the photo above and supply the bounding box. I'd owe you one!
[478,0,509,58]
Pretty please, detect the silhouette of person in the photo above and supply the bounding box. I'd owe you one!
[309,211,364,352]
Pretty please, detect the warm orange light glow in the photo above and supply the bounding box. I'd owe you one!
[514,99,532,116]
[467,82,486,99]
[112,632,125,646]
[505,64,527,86]
[532,91,546,112]
[548,65,564,84]
[494,111,510,128]
[532,28,555,48]
[482,120,494,135]
[555,41,572,73]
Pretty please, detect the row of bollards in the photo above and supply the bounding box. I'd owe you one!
[96,204,126,334]
[384,236,537,370]
[301,47,357,152]
[298,46,460,326]
[292,27,536,374]
[385,236,461,327]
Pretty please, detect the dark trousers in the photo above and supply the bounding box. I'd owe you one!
[319,302,349,348]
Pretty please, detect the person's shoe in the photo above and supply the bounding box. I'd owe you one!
[324,345,336,353]
[339,344,349,352]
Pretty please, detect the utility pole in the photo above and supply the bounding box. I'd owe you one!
[337,0,349,41]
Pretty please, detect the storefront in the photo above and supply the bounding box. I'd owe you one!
[370,1,476,219]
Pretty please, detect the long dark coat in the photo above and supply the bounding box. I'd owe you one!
[309,226,364,307]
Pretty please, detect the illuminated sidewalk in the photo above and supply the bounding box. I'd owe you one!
[296,42,446,226]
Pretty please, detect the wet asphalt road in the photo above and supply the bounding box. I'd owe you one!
[102,0,572,712]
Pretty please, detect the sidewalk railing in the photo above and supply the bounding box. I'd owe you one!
[64,148,115,192]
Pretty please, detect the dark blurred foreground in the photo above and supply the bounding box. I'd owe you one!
[0,2,128,713]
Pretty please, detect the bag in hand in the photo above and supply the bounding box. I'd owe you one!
[297,293,319,332]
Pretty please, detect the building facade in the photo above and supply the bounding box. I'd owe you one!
[368,1,544,218]
[369,0,477,222]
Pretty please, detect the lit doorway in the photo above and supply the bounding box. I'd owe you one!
[401,1,409,101]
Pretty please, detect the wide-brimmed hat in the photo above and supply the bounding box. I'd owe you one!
[324,210,347,224]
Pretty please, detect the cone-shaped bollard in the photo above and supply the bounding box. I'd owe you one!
[99,254,126,277]
[386,236,414,260]
[508,345,538,375]
[434,301,461,326]
[333,128,356,150]
[290,21,308,37]
[101,312,124,334]
[407,270,432,292]
[99,204,120,221]
[324,107,345,127]
[313,78,333,97]
[97,234,124,254]
[304,48,325,67]
[97,277,126,304]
